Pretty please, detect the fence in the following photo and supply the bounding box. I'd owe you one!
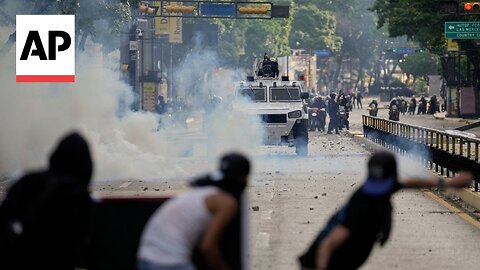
[362,115,480,191]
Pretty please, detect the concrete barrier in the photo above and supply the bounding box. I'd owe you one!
[79,197,243,270]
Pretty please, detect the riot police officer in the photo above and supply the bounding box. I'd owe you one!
[327,93,340,134]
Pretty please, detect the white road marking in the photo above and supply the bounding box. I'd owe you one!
[119,181,132,188]
[256,232,270,248]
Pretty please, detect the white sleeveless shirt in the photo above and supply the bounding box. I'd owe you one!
[137,186,220,265]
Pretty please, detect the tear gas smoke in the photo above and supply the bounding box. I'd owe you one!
[169,40,263,157]
[0,28,264,181]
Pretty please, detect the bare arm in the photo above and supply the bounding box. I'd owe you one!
[201,193,238,270]
[316,225,350,270]
[401,171,473,189]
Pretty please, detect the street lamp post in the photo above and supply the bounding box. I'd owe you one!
[139,31,144,111]
[169,43,174,101]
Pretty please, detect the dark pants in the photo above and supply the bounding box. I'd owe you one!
[408,106,416,115]
[328,115,339,134]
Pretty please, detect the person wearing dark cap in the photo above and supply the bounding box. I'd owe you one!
[0,132,93,269]
[138,153,250,270]
[298,151,472,270]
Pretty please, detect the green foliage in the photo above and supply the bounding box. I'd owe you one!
[215,19,248,66]
[399,51,440,79]
[214,7,293,67]
[413,77,428,93]
[289,5,341,52]
[245,18,292,57]
[370,0,447,52]
[0,0,132,52]
[334,0,387,71]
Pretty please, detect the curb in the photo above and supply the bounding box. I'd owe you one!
[447,188,480,211]
[433,113,473,123]
[424,191,480,230]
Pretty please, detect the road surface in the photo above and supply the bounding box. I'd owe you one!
[2,105,479,270]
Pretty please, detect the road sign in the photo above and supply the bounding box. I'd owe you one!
[447,39,459,51]
[445,22,480,39]
[316,49,331,57]
[200,3,236,16]
[154,1,281,19]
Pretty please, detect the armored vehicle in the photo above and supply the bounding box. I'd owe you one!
[233,54,310,155]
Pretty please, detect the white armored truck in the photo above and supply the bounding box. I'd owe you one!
[233,55,310,155]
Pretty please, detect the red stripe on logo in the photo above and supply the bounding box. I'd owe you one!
[16,75,75,82]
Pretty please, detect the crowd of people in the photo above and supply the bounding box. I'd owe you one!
[308,90,444,124]
[0,132,473,270]
[385,95,443,122]
[307,91,363,134]
[390,95,442,116]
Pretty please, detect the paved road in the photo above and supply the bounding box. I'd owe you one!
[90,129,480,270]
[2,104,479,269]
[247,134,480,270]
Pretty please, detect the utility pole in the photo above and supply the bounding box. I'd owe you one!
[140,32,144,111]
[135,28,142,111]
[169,43,173,101]
[129,0,290,109]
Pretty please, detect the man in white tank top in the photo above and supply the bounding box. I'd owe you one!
[138,153,250,270]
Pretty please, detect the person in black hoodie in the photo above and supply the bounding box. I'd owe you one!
[0,132,93,270]
[298,151,472,270]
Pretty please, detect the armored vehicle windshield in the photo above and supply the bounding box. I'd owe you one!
[237,87,267,102]
[270,87,301,102]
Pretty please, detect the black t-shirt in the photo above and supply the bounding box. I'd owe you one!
[299,181,403,270]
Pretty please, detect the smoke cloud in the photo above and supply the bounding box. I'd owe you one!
[0,27,264,181]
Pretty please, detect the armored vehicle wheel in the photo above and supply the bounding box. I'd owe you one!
[294,120,308,156]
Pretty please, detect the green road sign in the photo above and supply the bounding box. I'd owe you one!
[445,22,480,39]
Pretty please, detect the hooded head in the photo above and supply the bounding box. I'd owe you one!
[191,153,250,199]
[49,132,93,186]
[362,152,397,196]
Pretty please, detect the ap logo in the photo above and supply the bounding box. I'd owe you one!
[16,15,75,82]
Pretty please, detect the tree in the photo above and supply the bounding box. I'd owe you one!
[314,0,387,90]
[289,5,342,52]
[0,0,134,56]
[198,0,293,68]
[399,51,440,84]
[244,17,292,61]
[370,0,447,53]
[331,0,387,90]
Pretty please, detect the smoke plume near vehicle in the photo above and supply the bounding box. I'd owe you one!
[0,28,264,181]
[169,39,263,157]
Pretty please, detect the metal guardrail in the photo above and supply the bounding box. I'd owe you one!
[362,115,480,191]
